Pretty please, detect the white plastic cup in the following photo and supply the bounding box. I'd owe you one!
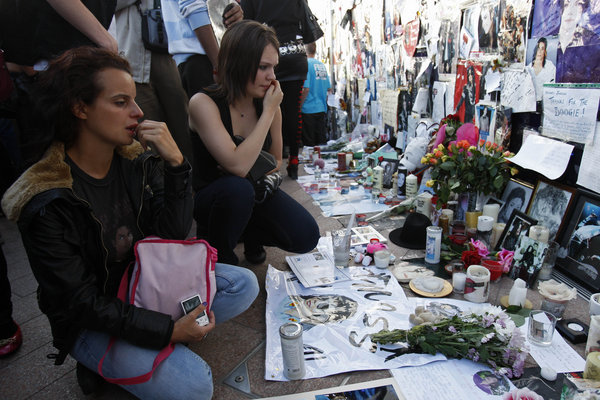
[374,250,391,269]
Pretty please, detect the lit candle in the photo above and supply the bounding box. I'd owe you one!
[482,203,500,223]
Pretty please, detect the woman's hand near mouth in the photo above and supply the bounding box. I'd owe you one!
[135,120,184,167]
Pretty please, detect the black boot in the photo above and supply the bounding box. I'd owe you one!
[76,362,104,395]
[286,156,299,180]
[244,243,266,264]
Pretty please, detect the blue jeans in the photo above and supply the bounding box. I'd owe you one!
[70,263,259,400]
[194,175,320,265]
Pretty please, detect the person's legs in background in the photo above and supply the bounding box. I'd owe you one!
[136,53,193,164]
[301,112,327,147]
[177,54,214,99]
[280,80,304,180]
[0,244,22,357]
[243,189,320,257]
[193,176,255,265]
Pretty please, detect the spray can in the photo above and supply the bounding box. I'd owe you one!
[279,322,305,380]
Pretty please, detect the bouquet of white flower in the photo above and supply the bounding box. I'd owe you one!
[371,307,529,378]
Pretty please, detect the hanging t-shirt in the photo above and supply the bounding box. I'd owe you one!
[67,155,143,272]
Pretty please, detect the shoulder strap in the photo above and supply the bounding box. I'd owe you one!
[97,260,175,385]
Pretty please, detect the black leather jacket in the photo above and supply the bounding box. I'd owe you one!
[1,142,193,364]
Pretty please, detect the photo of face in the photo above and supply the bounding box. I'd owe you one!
[284,294,358,327]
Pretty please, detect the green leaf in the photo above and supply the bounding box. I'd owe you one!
[440,161,456,171]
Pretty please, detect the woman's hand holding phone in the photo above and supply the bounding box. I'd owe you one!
[171,305,216,343]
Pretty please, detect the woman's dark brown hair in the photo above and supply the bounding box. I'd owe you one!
[35,46,131,149]
[212,20,279,104]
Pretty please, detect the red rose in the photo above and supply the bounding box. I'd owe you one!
[461,250,482,267]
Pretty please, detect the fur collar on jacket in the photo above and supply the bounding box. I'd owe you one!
[1,141,145,222]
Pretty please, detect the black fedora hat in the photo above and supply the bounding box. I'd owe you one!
[389,212,432,250]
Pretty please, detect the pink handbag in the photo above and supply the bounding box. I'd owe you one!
[98,236,218,385]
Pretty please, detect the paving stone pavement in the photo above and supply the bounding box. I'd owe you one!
[0,174,590,399]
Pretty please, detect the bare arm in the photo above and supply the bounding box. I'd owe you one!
[46,0,118,52]
[188,82,283,177]
[299,87,309,109]
[223,2,243,28]
[268,108,283,172]
[194,25,219,70]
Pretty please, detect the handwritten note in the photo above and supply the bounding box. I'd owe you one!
[501,70,536,113]
[542,86,600,144]
[392,359,516,399]
[527,319,586,373]
[381,89,399,129]
[577,122,600,193]
[510,135,574,180]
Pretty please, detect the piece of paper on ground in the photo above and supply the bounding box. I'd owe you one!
[392,359,517,399]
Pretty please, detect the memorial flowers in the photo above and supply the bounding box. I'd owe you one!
[443,239,515,273]
[422,121,517,208]
[371,307,528,378]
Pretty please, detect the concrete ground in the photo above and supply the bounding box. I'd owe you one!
[0,175,589,399]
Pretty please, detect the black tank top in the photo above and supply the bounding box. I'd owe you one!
[191,90,272,190]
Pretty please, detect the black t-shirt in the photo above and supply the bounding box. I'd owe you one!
[67,155,143,274]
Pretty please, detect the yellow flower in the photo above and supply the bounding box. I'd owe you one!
[437,144,445,151]
[510,167,519,176]
[442,155,449,162]
[421,156,428,164]
[426,180,434,187]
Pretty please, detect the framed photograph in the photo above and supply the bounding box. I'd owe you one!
[496,210,538,252]
[497,179,535,224]
[510,236,549,287]
[527,180,576,242]
[556,190,600,292]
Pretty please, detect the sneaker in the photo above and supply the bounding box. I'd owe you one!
[0,324,22,358]
[244,244,266,264]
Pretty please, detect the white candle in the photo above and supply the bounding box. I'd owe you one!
[464,265,491,303]
[482,203,500,223]
[441,209,454,224]
[416,192,433,219]
[508,287,528,307]
[452,272,467,294]
[490,223,506,249]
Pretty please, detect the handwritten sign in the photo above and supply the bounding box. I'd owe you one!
[510,135,574,180]
[542,85,600,144]
[380,89,399,129]
[577,123,600,193]
[501,70,536,113]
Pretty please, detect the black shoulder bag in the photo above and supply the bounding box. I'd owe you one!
[138,0,169,54]
[232,135,282,204]
[299,0,324,44]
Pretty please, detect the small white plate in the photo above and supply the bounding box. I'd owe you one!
[409,277,453,298]
[390,262,435,283]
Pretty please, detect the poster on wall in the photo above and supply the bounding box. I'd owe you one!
[498,0,531,65]
[555,0,600,83]
[531,0,563,37]
[404,19,421,57]
[525,36,558,101]
[478,2,500,53]
[438,18,460,75]
[454,60,482,123]
[461,4,481,55]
